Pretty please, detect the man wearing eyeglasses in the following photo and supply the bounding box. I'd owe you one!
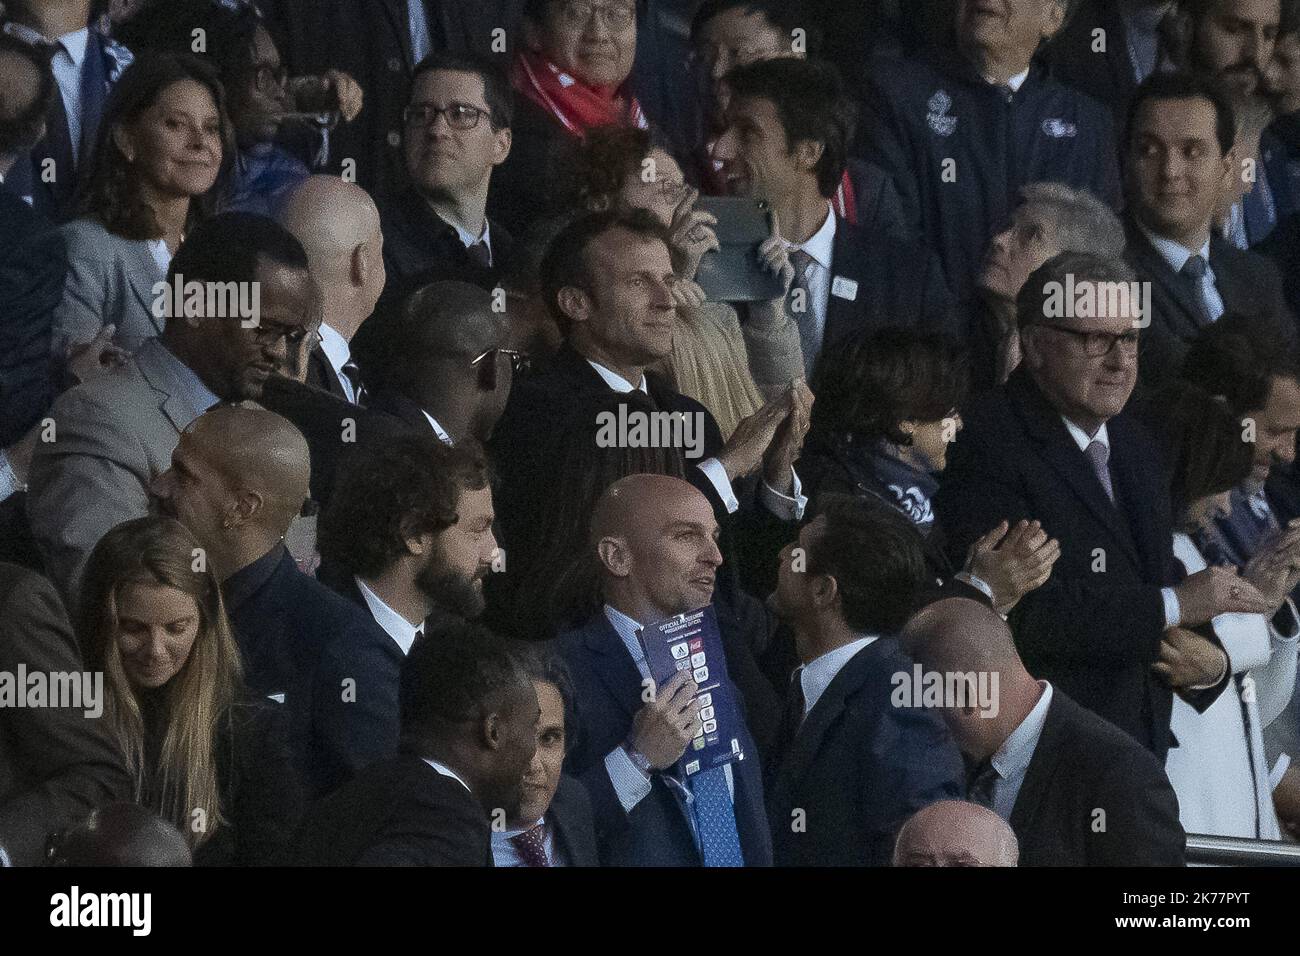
[1121,72,1292,387]
[375,51,515,317]
[935,251,1249,763]
[27,213,317,605]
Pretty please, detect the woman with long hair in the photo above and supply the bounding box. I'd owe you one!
[53,52,231,356]
[79,515,301,865]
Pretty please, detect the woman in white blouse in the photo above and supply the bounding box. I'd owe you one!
[1152,382,1300,839]
[54,53,230,357]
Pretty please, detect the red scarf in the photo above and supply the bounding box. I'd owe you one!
[511,50,647,138]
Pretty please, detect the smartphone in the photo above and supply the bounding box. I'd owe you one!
[692,197,787,303]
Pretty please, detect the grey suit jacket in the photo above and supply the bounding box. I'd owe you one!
[52,218,166,355]
[0,562,131,866]
[26,339,213,607]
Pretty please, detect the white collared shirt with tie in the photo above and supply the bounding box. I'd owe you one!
[1137,223,1226,323]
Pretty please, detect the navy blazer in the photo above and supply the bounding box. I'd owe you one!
[765,637,964,866]
[934,368,1224,760]
[540,774,599,867]
[224,548,402,799]
[555,611,773,866]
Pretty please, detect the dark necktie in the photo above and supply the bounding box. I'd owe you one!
[775,669,806,757]
[1180,254,1213,325]
[786,248,817,375]
[1084,439,1115,504]
[466,240,491,270]
[508,824,550,867]
[966,758,1000,808]
[340,359,366,405]
[39,42,77,207]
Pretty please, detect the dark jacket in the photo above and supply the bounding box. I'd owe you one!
[1011,688,1186,866]
[933,367,1225,760]
[486,89,582,236]
[540,774,599,867]
[765,637,965,866]
[555,610,773,866]
[860,48,1120,299]
[1124,216,1293,387]
[223,547,402,798]
[0,563,131,865]
[294,754,491,866]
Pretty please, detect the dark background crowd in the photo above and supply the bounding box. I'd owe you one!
[2,0,1300,868]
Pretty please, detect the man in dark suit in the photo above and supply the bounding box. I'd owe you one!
[0,563,132,866]
[277,176,387,405]
[151,405,404,798]
[0,0,133,217]
[712,56,954,378]
[1122,72,1293,385]
[353,281,516,447]
[374,51,515,318]
[555,474,772,866]
[934,251,1261,761]
[295,621,539,866]
[904,597,1187,866]
[492,648,597,865]
[260,0,524,200]
[766,495,964,866]
[318,433,501,644]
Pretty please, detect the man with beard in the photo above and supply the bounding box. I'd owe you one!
[295,622,539,866]
[150,405,406,798]
[318,433,500,638]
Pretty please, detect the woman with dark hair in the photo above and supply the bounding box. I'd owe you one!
[79,515,302,865]
[116,0,361,216]
[802,326,1060,613]
[571,123,802,437]
[53,52,230,355]
[1144,381,1300,840]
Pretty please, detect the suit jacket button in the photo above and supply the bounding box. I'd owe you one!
[388,57,403,72]
[387,130,401,147]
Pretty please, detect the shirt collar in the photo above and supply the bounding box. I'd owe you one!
[422,757,473,793]
[222,543,286,611]
[991,681,1053,779]
[1060,416,1109,453]
[603,603,647,662]
[798,635,877,716]
[587,360,648,394]
[1137,220,1211,273]
[494,817,548,842]
[355,576,422,655]
[420,410,454,446]
[317,323,351,376]
[435,211,492,255]
[1003,68,1030,92]
[57,26,89,65]
[786,203,837,271]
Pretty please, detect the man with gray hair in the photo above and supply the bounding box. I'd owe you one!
[892,800,1019,867]
[971,182,1127,391]
[937,251,1267,761]
[900,597,1187,865]
[354,280,517,447]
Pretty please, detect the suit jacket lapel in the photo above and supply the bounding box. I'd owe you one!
[378,0,416,69]
[125,240,166,335]
[1125,220,1209,337]
[134,340,205,434]
[582,614,642,724]
[1008,693,1069,833]
[823,223,864,353]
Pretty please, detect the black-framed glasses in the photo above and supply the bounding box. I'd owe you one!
[559,0,636,29]
[403,102,492,131]
[1034,323,1140,357]
[471,348,530,389]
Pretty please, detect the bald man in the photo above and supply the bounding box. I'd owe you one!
[277,176,386,403]
[151,405,405,797]
[902,597,1186,866]
[352,280,515,446]
[555,474,773,866]
[892,800,1019,867]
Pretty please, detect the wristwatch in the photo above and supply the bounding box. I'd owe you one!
[623,741,653,777]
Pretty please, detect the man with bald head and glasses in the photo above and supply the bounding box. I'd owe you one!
[936,251,1249,762]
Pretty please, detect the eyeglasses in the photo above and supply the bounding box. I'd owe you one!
[471,348,530,389]
[1034,323,1140,357]
[248,319,311,346]
[558,0,636,29]
[403,102,493,130]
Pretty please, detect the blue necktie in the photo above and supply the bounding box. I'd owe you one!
[688,766,744,867]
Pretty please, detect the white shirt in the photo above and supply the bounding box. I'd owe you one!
[1060,416,1182,629]
[586,359,806,522]
[986,681,1053,820]
[1003,68,1030,93]
[355,576,422,655]
[51,27,89,165]
[491,817,563,867]
[422,757,472,793]
[784,203,836,373]
[1137,223,1225,323]
[147,238,172,274]
[439,213,493,265]
[317,323,356,403]
[798,636,876,717]
[420,410,454,446]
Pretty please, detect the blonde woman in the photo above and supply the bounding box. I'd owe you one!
[78,515,301,865]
